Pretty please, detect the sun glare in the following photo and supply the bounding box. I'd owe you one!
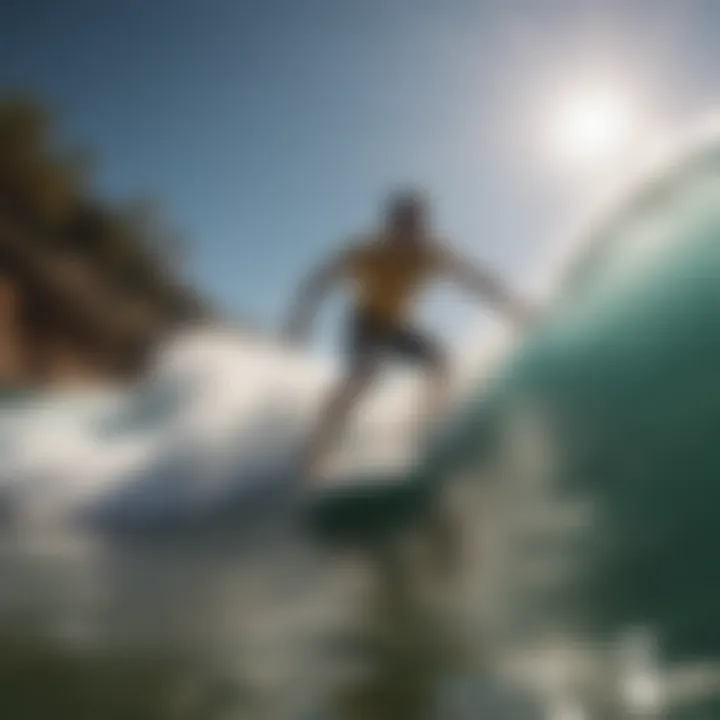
[548,85,635,169]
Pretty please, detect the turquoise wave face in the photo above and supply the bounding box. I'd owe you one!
[468,141,720,676]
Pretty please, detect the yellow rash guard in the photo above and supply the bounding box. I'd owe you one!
[342,236,447,325]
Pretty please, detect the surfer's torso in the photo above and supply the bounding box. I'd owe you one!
[343,234,447,324]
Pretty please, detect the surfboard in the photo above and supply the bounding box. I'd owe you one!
[303,424,443,549]
[305,469,439,548]
[297,366,471,551]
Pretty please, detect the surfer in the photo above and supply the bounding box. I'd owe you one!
[284,189,531,481]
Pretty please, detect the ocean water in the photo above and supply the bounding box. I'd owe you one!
[0,328,550,719]
[0,323,701,720]
[5,128,720,719]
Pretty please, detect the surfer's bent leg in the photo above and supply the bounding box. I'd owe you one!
[393,326,456,576]
[423,348,450,431]
[303,361,376,479]
[392,325,450,431]
[302,310,382,480]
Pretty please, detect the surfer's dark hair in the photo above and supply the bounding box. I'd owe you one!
[385,188,428,224]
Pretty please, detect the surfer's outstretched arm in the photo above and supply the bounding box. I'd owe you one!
[284,250,350,341]
[441,248,532,326]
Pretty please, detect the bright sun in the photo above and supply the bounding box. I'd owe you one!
[548,85,635,169]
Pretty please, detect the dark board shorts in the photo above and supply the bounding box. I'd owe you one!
[346,308,443,370]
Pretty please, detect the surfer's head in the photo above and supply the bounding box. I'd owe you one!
[384,189,429,243]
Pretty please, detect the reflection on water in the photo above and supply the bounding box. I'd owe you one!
[0,525,356,718]
[0,472,555,720]
[5,470,715,720]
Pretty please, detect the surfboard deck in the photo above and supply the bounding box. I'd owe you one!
[304,467,439,548]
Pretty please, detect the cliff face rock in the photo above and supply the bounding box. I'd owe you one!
[0,214,209,387]
[0,95,212,389]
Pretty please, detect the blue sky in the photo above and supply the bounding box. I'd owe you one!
[2,0,720,352]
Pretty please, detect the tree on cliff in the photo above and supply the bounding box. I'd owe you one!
[0,93,210,383]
